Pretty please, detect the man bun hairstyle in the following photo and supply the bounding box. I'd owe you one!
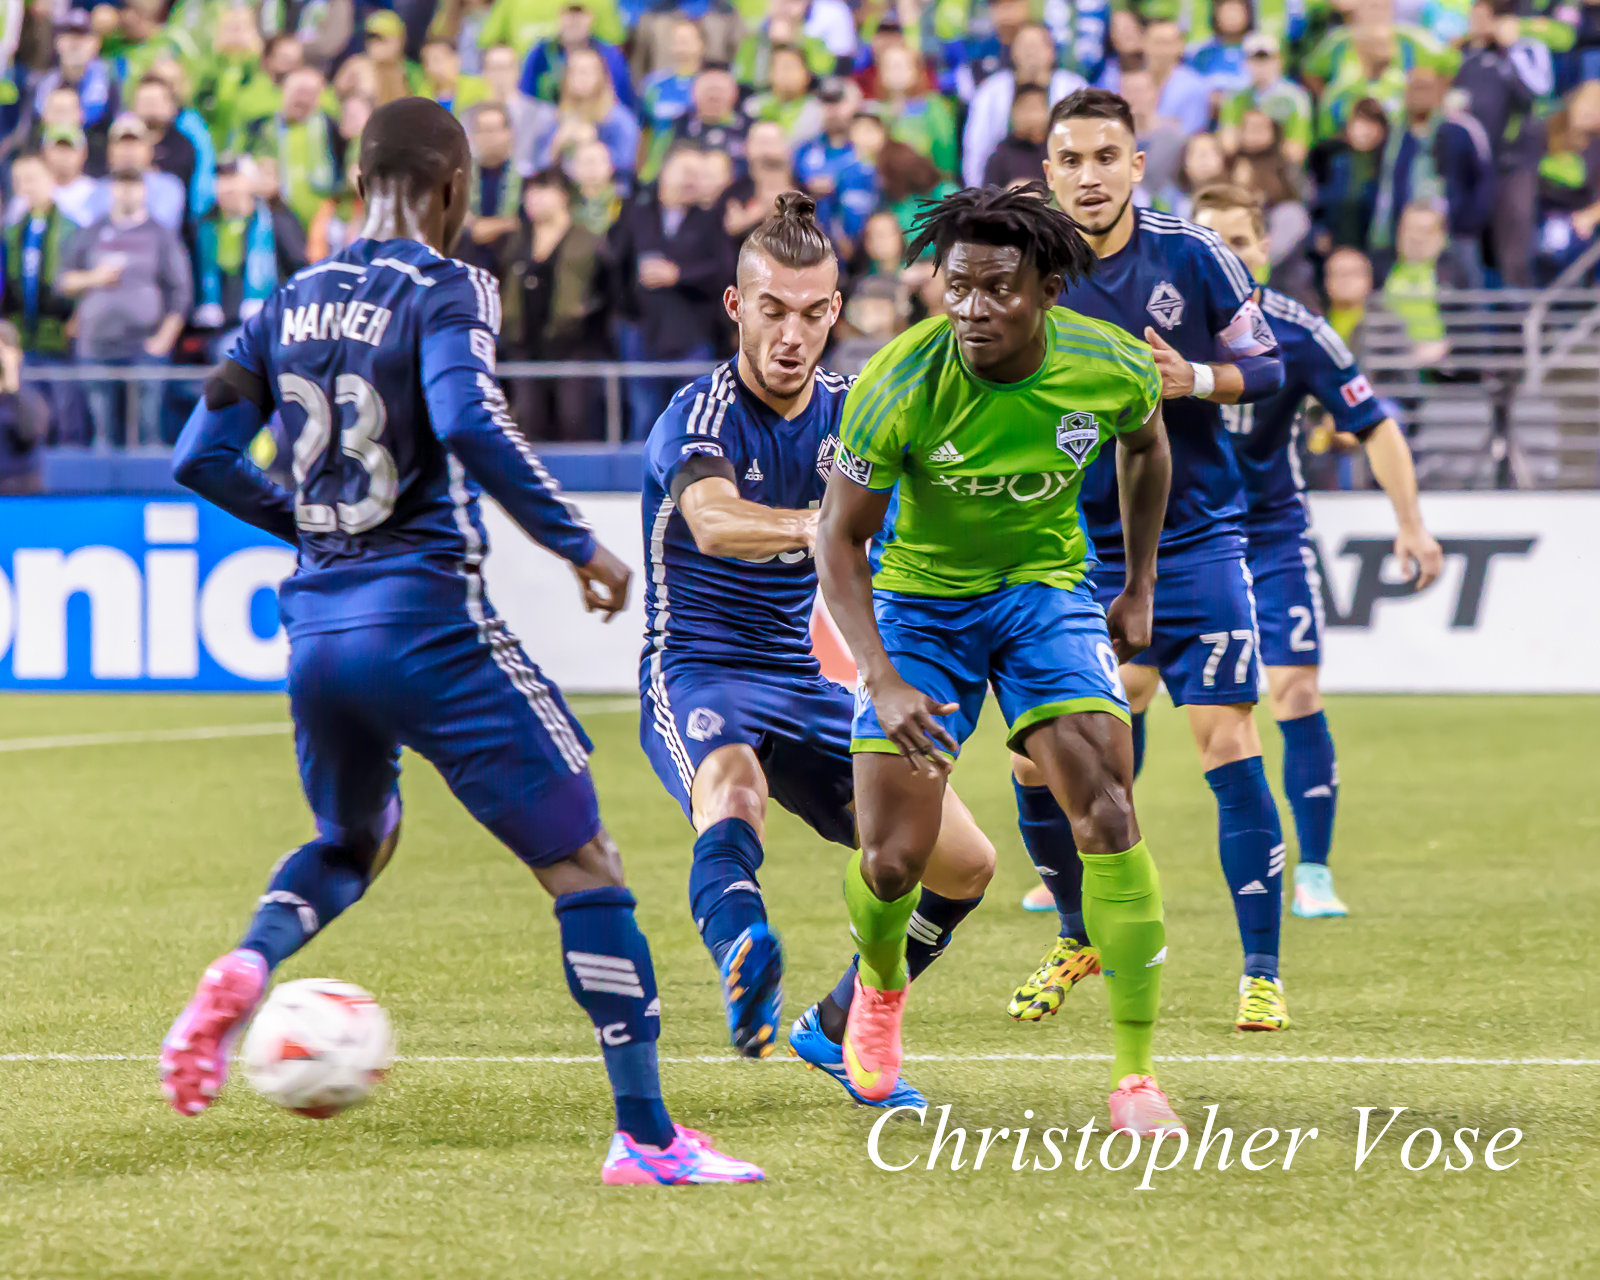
[904,181,1096,288]
[1190,181,1267,238]
[1048,86,1136,139]
[359,96,471,200]
[739,190,838,276]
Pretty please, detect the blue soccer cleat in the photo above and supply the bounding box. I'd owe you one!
[1292,863,1349,918]
[721,923,784,1058]
[788,1003,927,1109]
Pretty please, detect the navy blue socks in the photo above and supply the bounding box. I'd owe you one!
[1280,711,1337,867]
[1014,779,1086,942]
[688,817,766,968]
[1205,757,1286,980]
[554,885,674,1149]
[1131,710,1146,780]
[238,838,371,971]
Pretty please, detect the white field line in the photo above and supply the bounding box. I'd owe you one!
[1,1052,1595,1067]
[0,703,643,756]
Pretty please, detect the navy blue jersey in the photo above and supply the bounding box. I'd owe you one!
[220,237,596,637]
[642,361,851,674]
[1227,289,1388,538]
[1061,207,1279,562]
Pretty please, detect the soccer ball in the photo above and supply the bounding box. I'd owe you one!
[241,978,395,1119]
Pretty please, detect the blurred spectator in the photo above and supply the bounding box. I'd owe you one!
[1230,143,1313,270]
[146,57,217,222]
[244,67,342,231]
[951,0,1033,102]
[34,123,96,226]
[982,84,1050,188]
[33,11,118,148]
[1121,64,1186,205]
[483,42,559,169]
[110,0,199,90]
[1219,31,1312,165]
[733,0,836,93]
[531,45,640,176]
[1371,67,1494,286]
[3,153,75,382]
[1382,200,1449,361]
[850,206,907,284]
[723,120,797,239]
[830,275,906,374]
[611,143,735,436]
[422,35,495,115]
[639,16,704,175]
[1314,96,1390,251]
[961,23,1082,188]
[307,151,366,261]
[521,2,638,112]
[1188,0,1255,94]
[1577,0,1600,85]
[478,0,627,58]
[57,167,192,445]
[1457,0,1548,287]
[194,158,307,350]
[872,43,958,177]
[1143,20,1212,135]
[430,0,497,73]
[668,64,747,164]
[877,137,955,235]
[87,115,187,232]
[1536,82,1600,279]
[1323,243,1376,350]
[365,9,428,105]
[461,101,523,270]
[796,76,877,251]
[132,76,201,219]
[1316,16,1410,142]
[1172,132,1229,219]
[1302,0,1457,95]
[192,13,279,152]
[746,44,825,144]
[570,135,623,233]
[501,166,614,439]
[0,321,48,495]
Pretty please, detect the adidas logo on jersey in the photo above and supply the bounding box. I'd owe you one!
[1237,880,1269,895]
[744,460,764,482]
[927,441,964,463]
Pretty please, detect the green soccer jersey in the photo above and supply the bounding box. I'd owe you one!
[838,310,1161,599]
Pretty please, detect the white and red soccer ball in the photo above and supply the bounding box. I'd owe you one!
[241,979,394,1119]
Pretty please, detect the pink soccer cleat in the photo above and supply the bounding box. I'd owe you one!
[1108,1074,1186,1138]
[841,974,906,1103]
[160,949,269,1116]
[601,1124,765,1185]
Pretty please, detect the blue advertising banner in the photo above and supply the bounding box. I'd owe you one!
[0,497,293,691]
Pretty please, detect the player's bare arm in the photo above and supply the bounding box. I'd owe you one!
[816,471,957,774]
[1142,324,1284,404]
[1108,403,1171,662]
[1362,417,1443,588]
[678,475,819,559]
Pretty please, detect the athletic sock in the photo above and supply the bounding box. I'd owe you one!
[842,852,917,990]
[1131,710,1147,780]
[1279,711,1337,867]
[817,888,983,1042]
[1205,757,1287,981]
[553,885,674,1150]
[1014,779,1087,942]
[1080,841,1165,1086]
[237,837,370,971]
[687,817,766,968]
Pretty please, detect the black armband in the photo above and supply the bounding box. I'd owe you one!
[669,453,737,504]
[204,359,273,415]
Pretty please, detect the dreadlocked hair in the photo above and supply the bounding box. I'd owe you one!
[903,182,1097,287]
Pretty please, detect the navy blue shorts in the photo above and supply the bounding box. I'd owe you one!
[288,614,600,868]
[1094,552,1262,707]
[851,580,1130,757]
[1246,529,1324,668]
[640,656,858,847]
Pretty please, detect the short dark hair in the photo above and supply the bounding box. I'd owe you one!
[1012,84,1050,107]
[524,165,576,202]
[1190,181,1267,238]
[359,97,470,200]
[904,182,1096,286]
[1048,86,1136,139]
[739,190,837,276]
[134,73,174,97]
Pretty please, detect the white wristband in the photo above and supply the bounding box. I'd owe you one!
[1189,362,1216,400]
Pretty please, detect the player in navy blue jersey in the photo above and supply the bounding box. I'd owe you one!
[639,193,996,1105]
[1006,87,1298,1034]
[1189,183,1443,920]
[160,98,761,1186]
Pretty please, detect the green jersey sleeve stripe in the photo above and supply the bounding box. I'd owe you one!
[848,330,946,425]
[843,352,936,448]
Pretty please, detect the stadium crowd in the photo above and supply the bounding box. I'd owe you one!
[0,0,1598,477]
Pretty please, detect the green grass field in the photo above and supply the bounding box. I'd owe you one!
[0,693,1595,1279]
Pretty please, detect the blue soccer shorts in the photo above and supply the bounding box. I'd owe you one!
[849,579,1130,758]
[640,656,858,847]
[1093,550,1263,707]
[1246,529,1325,668]
[288,612,600,868]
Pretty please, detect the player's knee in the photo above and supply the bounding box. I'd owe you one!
[1120,663,1159,712]
[1191,706,1262,773]
[700,782,766,832]
[1267,666,1322,721]
[1010,751,1045,787]
[859,840,922,902]
[1071,770,1139,855]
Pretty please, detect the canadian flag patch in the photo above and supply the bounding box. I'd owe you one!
[1339,374,1374,407]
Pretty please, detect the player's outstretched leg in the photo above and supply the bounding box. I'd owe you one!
[686,746,784,1059]
[161,801,401,1116]
[1190,705,1292,1031]
[1022,712,1183,1138]
[1269,667,1346,918]
[794,789,994,1107]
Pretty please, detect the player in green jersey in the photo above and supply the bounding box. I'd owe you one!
[815,185,1185,1136]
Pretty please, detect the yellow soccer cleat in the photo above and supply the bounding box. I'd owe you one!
[1235,975,1291,1031]
[1007,935,1100,1021]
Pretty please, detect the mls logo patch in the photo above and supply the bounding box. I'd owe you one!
[685,708,725,742]
[816,433,840,482]
[1146,280,1185,329]
[1056,412,1099,466]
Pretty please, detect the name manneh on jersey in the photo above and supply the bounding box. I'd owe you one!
[279,299,395,348]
